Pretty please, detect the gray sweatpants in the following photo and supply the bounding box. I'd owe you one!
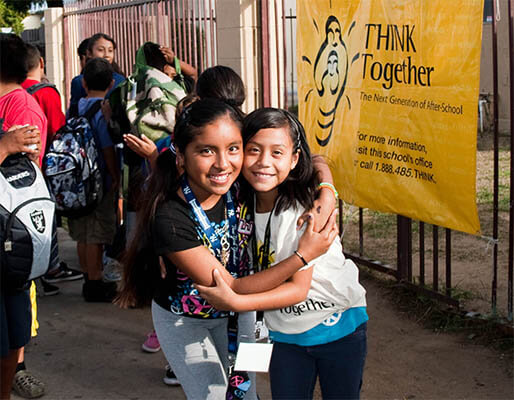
[152,301,229,399]
[236,311,258,400]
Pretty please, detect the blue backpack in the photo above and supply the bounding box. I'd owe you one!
[43,101,104,218]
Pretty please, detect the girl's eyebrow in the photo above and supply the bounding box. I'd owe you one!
[248,140,287,148]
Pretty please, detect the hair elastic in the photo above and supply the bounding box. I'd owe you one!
[294,250,309,266]
[318,182,338,200]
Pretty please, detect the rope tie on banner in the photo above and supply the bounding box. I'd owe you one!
[481,235,500,254]
[339,202,358,240]
[495,0,501,21]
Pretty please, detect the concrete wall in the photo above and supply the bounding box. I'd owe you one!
[480,0,512,133]
[43,7,65,112]
[216,0,261,113]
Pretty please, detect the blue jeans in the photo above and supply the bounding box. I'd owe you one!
[269,323,367,399]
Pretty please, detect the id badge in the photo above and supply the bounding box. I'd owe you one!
[234,342,274,373]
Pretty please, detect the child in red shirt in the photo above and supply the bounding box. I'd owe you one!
[21,44,65,147]
[0,87,47,167]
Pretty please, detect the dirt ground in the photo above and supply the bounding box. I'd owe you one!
[359,273,513,400]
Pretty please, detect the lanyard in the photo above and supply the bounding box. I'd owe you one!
[180,174,238,271]
[251,201,276,324]
[251,201,276,272]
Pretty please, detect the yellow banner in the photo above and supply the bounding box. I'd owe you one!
[297,0,483,234]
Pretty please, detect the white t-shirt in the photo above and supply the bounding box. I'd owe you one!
[254,203,367,335]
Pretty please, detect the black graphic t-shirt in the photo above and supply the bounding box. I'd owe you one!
[152,193,231,319]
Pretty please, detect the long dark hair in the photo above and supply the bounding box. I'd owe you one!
[241,108,319,214]
[117,98,243,307]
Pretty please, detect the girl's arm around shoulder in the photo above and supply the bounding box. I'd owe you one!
[167,242,309,294]
[195,268,313,312]
[165,245,236,287]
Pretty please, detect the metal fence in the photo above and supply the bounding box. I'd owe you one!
[266,1,513,321]
[63,0,217,105]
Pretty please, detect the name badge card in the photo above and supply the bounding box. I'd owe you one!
[234,343,274,372]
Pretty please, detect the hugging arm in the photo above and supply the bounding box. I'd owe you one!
[167,209,338,294]
[167,245,307,293]
[196,267,313,312]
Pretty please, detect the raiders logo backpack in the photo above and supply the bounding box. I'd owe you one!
[0,153,57,290]
[43,100,104,218]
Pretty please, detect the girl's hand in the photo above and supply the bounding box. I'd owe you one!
[123,133,158,161]
[297,208,339,262]
[297,189,336,232]
[297,196,336,232]
[160,46,176,64]
[195,269,239,311]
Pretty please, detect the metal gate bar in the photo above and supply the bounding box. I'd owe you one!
[507,0,513,322]
[491,0,500,315]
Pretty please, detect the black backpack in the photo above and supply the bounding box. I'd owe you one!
[25,82,60,96]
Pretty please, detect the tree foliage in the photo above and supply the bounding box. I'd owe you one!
[4,1,32,13]
[0,0,27,35]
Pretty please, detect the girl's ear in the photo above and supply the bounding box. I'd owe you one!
[290,149,300,170]
[176,150,185,169]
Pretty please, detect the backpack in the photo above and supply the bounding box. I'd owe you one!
[43,100,104,218]
[25,82,60,96]
[108,44,187,144]
[0,153,57,290]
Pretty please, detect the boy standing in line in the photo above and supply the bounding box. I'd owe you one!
[21,43,84,295]
[21,44,65,145]
[67,58,120,302]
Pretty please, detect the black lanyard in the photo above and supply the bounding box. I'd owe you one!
[251,203,275,272]
[251,202,276,323]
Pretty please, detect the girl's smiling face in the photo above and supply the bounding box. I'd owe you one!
[242,127,299,199]
[89,37,115,64]
[178,115,243,208]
